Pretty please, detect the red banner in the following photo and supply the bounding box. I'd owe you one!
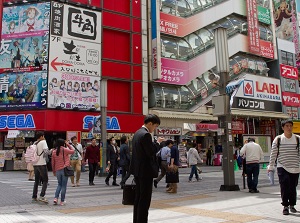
[282,92,300,107]
[196,124,218,131]
[280,64,299,80]
[247,0,260,54]
[260,40,274,59]
[232,120,245,134]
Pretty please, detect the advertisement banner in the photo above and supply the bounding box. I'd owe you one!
[283,78,297,92]
[151,0,161,80]
[282,91,300,107]
[286,107,298,119]
[156,127,182,135]
[0,32,49,71]
[1,2,50,39]
[50,1,101,43]
[247,0,260,54]
[231,74,283,112]
[232,120,245,134]
[260,39,274,59]
[47,71,100,110]
[257,6,271,25]
[280,64,298,79]
[0,71,48,109]
[49,36,100,76]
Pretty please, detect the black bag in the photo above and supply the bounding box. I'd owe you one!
[166,171,179,183]
[62,148,74,177]
[122,180,136,205]
[64,166,74,176]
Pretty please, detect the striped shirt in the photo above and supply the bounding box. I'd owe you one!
[269,134,300,174]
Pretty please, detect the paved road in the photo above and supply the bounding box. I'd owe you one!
[0,166,299,223]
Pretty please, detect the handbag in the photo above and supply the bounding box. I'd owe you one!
[166,166,179,183]
[63,148,74,177]
[122,179,136,205]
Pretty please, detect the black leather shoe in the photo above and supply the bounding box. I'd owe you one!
[112,182,119,186]
[153,180,158,188]
[120,182,124,189]
[105,181,109,186]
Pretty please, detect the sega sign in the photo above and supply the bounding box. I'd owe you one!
[0,114,35,129]
[83,115,120,130]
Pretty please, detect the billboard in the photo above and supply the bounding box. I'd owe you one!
[257,5,271,25]
[47,71,100,110]
[0,71,48,109]
[151,0,161,80]
[49,36,100,75]
[247,0,260,54]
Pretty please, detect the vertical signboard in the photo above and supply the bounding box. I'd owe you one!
[151,0,161,80]
[247,0,260,54]
[257,6,271,25]
[48,1,101,110]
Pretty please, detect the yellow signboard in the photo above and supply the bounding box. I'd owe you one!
[293,122,300,133]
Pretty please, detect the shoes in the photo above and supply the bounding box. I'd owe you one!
[38,196,48,203]
[53,198,58,205]
[290,206,297,213]
[91,182,95,186]
[32,198,38,202]
[166,184,169,188]
[153,180,158,188]
[71,184,75,187]
[38,183,42,186]
[89,182,92,186]
[60,201,65,206]
[196,177,203,181]
[283,206,289,215]
[28,179,34,181]
[105,181,109,186]
[166,187,172,192]
[120,182,124,189]
[76,183,80,187]
[167,189,177,193]
[249,189,259,193]
[112,182,119,186]
[188,179,192,183]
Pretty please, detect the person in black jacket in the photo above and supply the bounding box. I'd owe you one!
[129,114,164,223]
[105,137,119,186]
[119,136,131,188]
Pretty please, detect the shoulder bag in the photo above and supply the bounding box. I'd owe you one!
[62,148,74,177]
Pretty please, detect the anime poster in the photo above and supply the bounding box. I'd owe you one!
[0,33,49,71]
[1,2,50,39]
[47,71,100,111]
[0,71,48,109]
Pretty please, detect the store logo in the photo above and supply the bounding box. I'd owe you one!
[83,115,120,130]
[243,80,253,96]
[0,114,35,129]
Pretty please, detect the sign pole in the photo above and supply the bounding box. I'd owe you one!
[99,79,107,176]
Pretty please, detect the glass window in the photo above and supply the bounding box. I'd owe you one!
[287,52,294,66]
[200,0,213,9]
[176,0,192,17]
[153,84,163,108]
[265,26,273,41]
[283,79,297,92]
[161,37,178,58]
[281,51,288,65]
[259,25,268,41]
[248,58,257,73]
[162,86,180,108]
[218,18,235,36]
[178,39,194,60]
[195,28,214,49]
[185,33,205,55]
[186,0,202,12]
[179,86,194,109]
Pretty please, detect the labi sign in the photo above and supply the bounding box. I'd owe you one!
[257,6,271,25]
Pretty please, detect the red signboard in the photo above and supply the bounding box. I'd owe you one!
[196,124,218,131]
[232,120,245,134]
[260,40,274,59]
[247,0,260,54]
[282,92,300,107]
[280,64,299,80]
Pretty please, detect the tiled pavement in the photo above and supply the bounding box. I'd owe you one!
[0,166,300,223]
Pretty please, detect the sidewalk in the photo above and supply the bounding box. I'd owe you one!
[0,167,299,223]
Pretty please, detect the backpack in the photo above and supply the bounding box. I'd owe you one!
[276,135,300,162]
[24,141,43,164]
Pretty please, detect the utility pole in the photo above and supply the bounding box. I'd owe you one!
[99,78,107,176]
[214,27,239,191]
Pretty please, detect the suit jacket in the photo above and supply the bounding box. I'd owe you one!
[106,144,118,165]
[119,143,130,166]
[130,127,160,178]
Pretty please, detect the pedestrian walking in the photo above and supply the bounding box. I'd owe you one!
[240,137,264,193]
[105,137,119,186]
[32,131,52,203]
[84,138,100,186]
[153,140,173,188]
[167,144,180,193]
[187,143,203,182]
[206,146,213,166]
[119,136,131,189]
[129,114,163,223]
[268,119,300,215]
[69,136,83,187]
[51,138,75,206]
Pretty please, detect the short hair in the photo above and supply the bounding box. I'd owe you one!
[248,138,255,142]
[107,137,114,144]
[144,114,160,125]
[35,131,44,140]
[91,137,96,141]
[71,136,77,141]
[281,119,293,127]
[120,136,127,144]
[191,142,197,148]
[165,139,174,146]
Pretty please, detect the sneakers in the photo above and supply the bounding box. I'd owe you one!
[53,198,58,205]
[196,177,203,181]
[153,180,158,188]
[38,196,48,203]
[283,206,289,215]
[71,184,75,187]
[188,179,192,183]
[60,201,66,206]
[32,198,38,202]
[290,206,297,213]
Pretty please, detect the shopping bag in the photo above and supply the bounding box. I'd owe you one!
[122,182,136,205]
[166,171,179,183]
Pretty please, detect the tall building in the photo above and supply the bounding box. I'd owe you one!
[147,0,300,148]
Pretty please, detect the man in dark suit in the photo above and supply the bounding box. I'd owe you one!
[105,137,119,186]
[130,114,164,223]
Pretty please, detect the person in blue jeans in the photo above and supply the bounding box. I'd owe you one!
[187,143,203,182]
[51,138,74,206]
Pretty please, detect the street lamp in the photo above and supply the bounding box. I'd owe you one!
[214,27,239,191]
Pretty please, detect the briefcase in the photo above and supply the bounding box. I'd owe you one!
[122,183,136,205]
[166,171,179,183]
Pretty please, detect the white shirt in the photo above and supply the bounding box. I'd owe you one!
[33,140,49,166]
[240,141,264,164]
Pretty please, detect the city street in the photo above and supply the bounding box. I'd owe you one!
[0,166,300,223]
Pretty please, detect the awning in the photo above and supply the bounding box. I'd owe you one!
[149,110,218,121]
[231,108,289,119]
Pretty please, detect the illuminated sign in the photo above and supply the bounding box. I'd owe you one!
[83,115,120,131]
[0,114,35,129]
